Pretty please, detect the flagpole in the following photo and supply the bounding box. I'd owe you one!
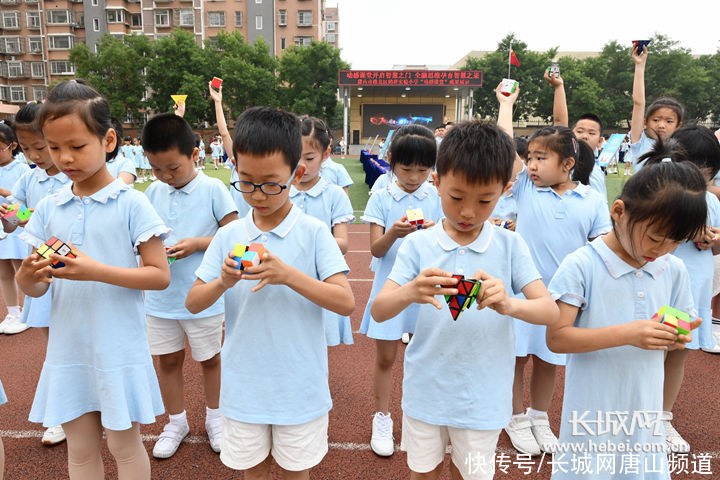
[508,43,512,78]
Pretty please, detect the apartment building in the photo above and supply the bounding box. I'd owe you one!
[323,5,336,48]
[0,0,336,106]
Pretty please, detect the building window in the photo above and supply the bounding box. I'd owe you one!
[234,11,242,27]
[294,36,312,47]
[48,35,74,50]
[2,37,23,54]
[281,37,285,49]
[297,11,312,26]
[2,12,20,29]
[30,62,44,78]
[50,60,74,75]
[255,15,262,30]
[0,86,7,101]
[32,86,47,102]
[326,33,336,44]
[106,10,125,23]
[46,10,71,25]
[208,11,225,27]
[10,86,26,103]
[93,18,100,31]
[92,0,98,4]
[131,13,142,27]
[27,37,42,54]
[8,61,24,78]
[255,0,261,3]
[327,21,336,32]
[26,11,41,29]
[155,9,170,27]
[278,9,286,26]
[179,9,194,26]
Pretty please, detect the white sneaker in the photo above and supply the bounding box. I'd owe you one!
[370,412,394,456]
[701,338,720,353]
[41,425,66,445]
[529,411,559,453]
[2,314,29,335]
[401,333,410,344]
[0,313,12,334]
[663,412,690,453]
[505,414,541,456]
[152,421,190,459]
[206,416,222,453]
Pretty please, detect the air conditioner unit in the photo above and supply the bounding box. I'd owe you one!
[8,56,15,61]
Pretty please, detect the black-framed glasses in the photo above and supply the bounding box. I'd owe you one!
[230,164,298,196]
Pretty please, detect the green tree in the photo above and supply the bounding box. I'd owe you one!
[146,29,210,126]
[277,41,349,126]
[70,33,152,123]
[698,50,720,124]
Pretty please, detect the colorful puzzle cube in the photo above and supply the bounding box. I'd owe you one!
[444,274,482,321]
[632,40,651,54]
[233,242,267,270]
[36,236,76,268]
[170,95,187,107]
[211,77,223,89]
[3,203,31,225]
[651,305,691,336]
[500,78,518,96]
[406,208,425,230]
[165,247,176,264]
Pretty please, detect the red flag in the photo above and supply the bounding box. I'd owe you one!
[510,49,521,67]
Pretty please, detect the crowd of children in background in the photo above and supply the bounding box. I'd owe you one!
[0,42,719,480]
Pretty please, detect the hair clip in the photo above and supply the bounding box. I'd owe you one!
[571,137,578,154]
[661,157,672,163]
[26,100,37,104]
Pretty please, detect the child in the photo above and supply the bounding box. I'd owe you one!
[501,89,612,456]
[185,106,354,478]
[16,79,170,479]
[546,161,705,480]
[0,120,30,335]
[197,134,206,169]
[650,128,720,453]
[628,43,683,172]
[359,124,443,457]
[0,378,4,479]
[292,116,355,346]
[132,137,148,183]
[0,101,70,445]
[142,113,238,458]
[107,120,137,185]
[370,120,558,480]
[210,135,223,170]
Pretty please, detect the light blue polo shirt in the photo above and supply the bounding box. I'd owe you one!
[198,140,205,159]
[320,157,353,188]
[195,205,349,425]
[229,167,252,218]
[628,131,655,173]
[389,222,541,430]
[289,178,354,227]
[144,172,237,319]
[548,238,693,480]
[210,142,223,159]
[589,164,607,203]
[106,154,137,181]
[370,172,392,194]
[489,191,517,223]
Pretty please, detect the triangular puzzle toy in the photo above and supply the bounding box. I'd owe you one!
[3,203,31,225]
[37,237,76,269]
[165,246,176,265]
[171,95,187,107]
[233,242,267,270]
[444,274,481,320]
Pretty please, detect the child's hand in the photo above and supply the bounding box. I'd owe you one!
[167,238,198,260]
[693,226,717,250]
[495,82,519,105]
[48,244,103,282]
[543,68,564,88]
[669,317,703,349]
[18,252,53,285]
[625,317,681,350]
[632,44,648,66]
[0,188,11,198]
[389,217,418,239]
[505,219,516,231]
[490,217,502,227]
[420,219,435,230]
[473,270,512,314]
[15,211,33,228]
[209,82,222,103]
[220,250,243,289]
[173,100,186,117]
[241,252,291,293]
[0,203,10,216]
[407,268,458,309]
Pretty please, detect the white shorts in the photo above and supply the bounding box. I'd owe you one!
[401,414,500,480]
[146,314,223,362]
[220,413,328,472]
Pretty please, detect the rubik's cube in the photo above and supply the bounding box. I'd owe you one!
[233,242,267,270]
[3,203,31,225]
[211,77,223,89]
[444,274,482,321]
[37,237,76,269]
[651,305,691,336]
[165,247,176,264]
[406,208,425,230]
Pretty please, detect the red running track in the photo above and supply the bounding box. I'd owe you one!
[1,223,719,479]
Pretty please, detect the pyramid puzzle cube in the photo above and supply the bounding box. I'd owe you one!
[444,274,482,320]
[165,247,176,264]
[3,203,31,225]
[233,242,267,270]
[37,237,76,268]
[651,305,690,336]
[406,208,424,230]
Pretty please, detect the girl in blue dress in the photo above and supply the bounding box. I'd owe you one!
[0,378,5,479]
[16,79,171,480]
[547,161,705,480]
[0,121,29,335]
[291,116,355,346]
[359,124,442,457]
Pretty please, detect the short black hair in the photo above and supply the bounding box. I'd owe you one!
[232,106,302,170]
[300,116,331,152]
[437,120,515,185]
[14,102,41,132]
[670,125,720,178]
[142,113,196,157]
[0,120,19,155]
[573,113,603,133]
[572,140,594,186]
[389,124,436,169]
[111,118,124,140]
[514,137,528,160]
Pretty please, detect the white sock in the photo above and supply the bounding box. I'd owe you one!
[169,411,188,426]
[527,408,546,419]
[512,413,525,420]
[7,305,20,317]
[206,407,221,421]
